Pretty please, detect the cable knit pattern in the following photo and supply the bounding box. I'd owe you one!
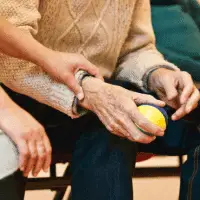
[0,0,179,118]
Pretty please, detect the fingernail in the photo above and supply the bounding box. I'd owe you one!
[160,131,165,136]
[171,115,176,121]
[77,92,84,101]
[157,130,164,136]
[152,136,156,140]
[44,168,48,173]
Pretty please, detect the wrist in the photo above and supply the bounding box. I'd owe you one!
[78,77,106,109]
[31,46,55,69]
[0,88,17,125]
[0,87,9,111]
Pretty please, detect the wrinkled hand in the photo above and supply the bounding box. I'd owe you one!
[79,77,166,144]
[0,91,52,177]
[41,51,103,100]
[148,68,200,120]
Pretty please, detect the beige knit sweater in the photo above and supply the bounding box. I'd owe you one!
[0,0,178,118]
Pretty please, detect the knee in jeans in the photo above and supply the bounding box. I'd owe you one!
[0,131,19,179]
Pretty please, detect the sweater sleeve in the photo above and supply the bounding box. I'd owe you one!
[115,0,180,91]
[0,0,82,118]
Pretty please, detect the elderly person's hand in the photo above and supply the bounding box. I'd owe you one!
[148,68,200,120]
[79,77,166,144]
[0,88,52,177]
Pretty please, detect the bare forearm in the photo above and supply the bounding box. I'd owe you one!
[0,86,16,113]
[0,17,51,67]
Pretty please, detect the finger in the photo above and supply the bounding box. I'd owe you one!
[96,107,129,138]
[130,103,165,137]
[42,136,52,172]
[78,63,103,80]
[162,79,178,101]
[62,73,84,100]
[109,123,127,138]
[24,141,37,177]
[104,108,133,138]
[98,110,125,137]
[117,116,156,143]
[32,141,46,177]
[171,104,186,121]
[134,94,165,107]
[185,88,200,113]
[180,72,194,104]
[17,139,29,172]
[129,124,157,144]
[104,110,156,144]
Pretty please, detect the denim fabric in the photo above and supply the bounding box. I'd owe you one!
[1,82,200,200]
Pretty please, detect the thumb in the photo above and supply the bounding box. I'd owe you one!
[63,73,84,100]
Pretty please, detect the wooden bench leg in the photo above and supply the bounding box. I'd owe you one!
[66,192,72,200]
[53,189,68,200]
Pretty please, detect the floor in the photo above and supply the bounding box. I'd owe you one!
[25,156,182,200]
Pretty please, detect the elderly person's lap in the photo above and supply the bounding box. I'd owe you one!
[1,82,200,200]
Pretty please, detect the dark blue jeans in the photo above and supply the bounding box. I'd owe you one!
[1,83,200,200]
[46,101,200,200]
[139,119,200,200]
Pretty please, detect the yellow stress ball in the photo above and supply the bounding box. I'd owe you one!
[137,104,168,135]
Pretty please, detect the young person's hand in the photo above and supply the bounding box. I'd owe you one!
[0,88,52,177]
[40,52,103,100]
[0,18,103,101]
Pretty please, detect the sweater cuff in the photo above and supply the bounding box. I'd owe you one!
[48,70,89,118]
[72,70,90,116]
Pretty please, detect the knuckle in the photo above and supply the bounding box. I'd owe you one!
[21,130,32,139]
[21,150,29,157]
[181,71,190,76]
[133,134,141,141]
[39,152,46,159]
[115,117,124,126]
[138,136,153,144]
[136,120,145,129]
[31,153,37,159]
[108,126,115,133]
[62,72,71,80]
[24,128,39,138]
[46,147,52,155]
[131,111,137,120]
[106,124,115,133]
